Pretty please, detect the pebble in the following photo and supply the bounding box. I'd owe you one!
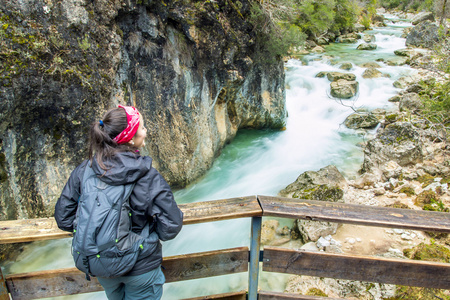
[347,238,356,244]
[401,233,413,240]
[393,229,404,234]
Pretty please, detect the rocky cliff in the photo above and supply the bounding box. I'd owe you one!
[0,0,286,220]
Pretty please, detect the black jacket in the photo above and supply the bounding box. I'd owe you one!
[55,152,183,275]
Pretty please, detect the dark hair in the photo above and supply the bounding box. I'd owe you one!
[89,107,136,170]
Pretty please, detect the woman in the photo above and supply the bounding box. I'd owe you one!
[55,105,183,299]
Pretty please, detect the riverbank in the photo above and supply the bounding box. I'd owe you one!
[266,10,450,299]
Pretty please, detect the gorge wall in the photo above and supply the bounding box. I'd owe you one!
[0,0,286,220]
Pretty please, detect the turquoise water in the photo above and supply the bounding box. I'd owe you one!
[2,15,419,300]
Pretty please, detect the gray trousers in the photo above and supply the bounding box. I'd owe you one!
[97,266,165,300]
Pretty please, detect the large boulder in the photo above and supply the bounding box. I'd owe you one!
[394,48,419,57]
[344,113,380,129]
[411,12,435,25]
[361,122,424,174]
[330,79,359,99]
[326,72,357,82]
[279,165,348,201]
[406,21,440,49]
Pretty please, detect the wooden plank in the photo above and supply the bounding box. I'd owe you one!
[263,247,450,289]
[0,196,262,244]
[5,268,103,300]
[163,247,249,282]
[0,218,72,244]
[259,290,346,300]
[182,290,247,300]
[5,247,249,299]
[178,195,262,225]
[258,195,450,233]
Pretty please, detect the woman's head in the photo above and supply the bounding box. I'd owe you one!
[89,105,147,169]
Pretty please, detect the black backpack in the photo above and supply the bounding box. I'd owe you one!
[72,164,156,279]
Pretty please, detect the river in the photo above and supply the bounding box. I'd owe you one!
[1,13,418,299]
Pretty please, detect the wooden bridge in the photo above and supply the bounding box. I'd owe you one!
[1,195,450,299]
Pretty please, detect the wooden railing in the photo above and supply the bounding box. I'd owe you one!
[1,195,450,300]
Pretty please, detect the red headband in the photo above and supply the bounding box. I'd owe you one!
[113,105,140,144]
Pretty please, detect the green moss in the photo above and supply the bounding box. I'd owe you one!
[399,186,415,196]
[415,190,437,207]
[386,201,410,209]
[404,242,450,263]
[306,288,328,297]
[293,185,344,202]
[417,174,435,187]
[388,286,450,300]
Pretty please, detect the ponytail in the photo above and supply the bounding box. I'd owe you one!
[88,108,136,170]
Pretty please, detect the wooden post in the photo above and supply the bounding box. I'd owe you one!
[248,216,262,300]
[0,268,9,300]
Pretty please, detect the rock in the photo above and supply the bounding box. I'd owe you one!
[393,76,417,89]
[388,95,401,102]
[360,62,381,68]
[411,12,435,25]
[399,93,424,113]
[354,23,366,32]
[336,33,360,43]
[315,71,328,78]
[362,122,424,172]
[382,161,403,179]
[297,219,339,242]
[344,113,380,129]
[372,187,386,195]
[0,0,287,220]
[406,21,440,49]
[357,43,377,50]
[385,57,408,66]
[406,84,424,93]
[316,37,329,45]
[326,72,356,82]
[352,172,382,189]
[279,165,348,201]
[362,68,383,79]
[339,62,353,70]
[261,219,280,245]
[330,79,359,99]
[363,34,376,43]
[311,46,326,53]
[304,40,318,49]
[300,242,319,251]
[394,48,418,57]
[317,236,331,248]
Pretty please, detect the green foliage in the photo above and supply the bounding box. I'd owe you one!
[249,1,305,62]
[295,0,336,36]
[333,0,360,33]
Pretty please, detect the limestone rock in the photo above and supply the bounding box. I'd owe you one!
[399,93,424,113]
[357,43,377,50]
[339,62,353,70]
[393,76,418,89]
[344,113,379,129]
[394,48,418,57]
[315,71,328,78]
[311,46,325,53]
[336,33,361,43]
[326,72,356,82]
[296,219,338,242]
[361,122,424,174]
[279,165,347,201]
[330,79,359,99]
[406,21,440,49]
[360,62,381,68]
[0,0,287,220]
[362,68,382,79]
[411,12,435,25]
[363,34,376,43]
[354,23,366,32]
